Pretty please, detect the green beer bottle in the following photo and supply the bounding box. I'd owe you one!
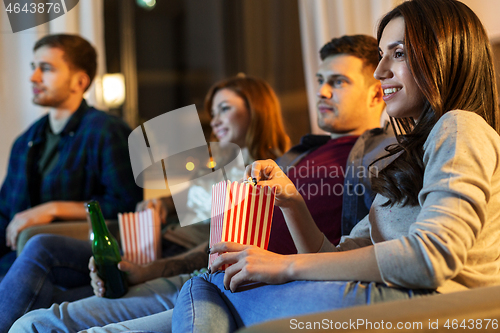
[86,201,128,298]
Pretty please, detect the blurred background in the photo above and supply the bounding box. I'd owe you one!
[1,0,500,187]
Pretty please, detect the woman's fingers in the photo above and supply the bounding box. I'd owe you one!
[209,242,251,272]
[210,244,260,291]
[90,276,101,296]
[244,160,278,183]
[90,270,104,297]
[210,251,241,272]
[211,241,247,254]
[213,245,291,291]
[243,160,298,205]
[223,259,247,291]
[88,257,105,297]
[244,164,253,181]
[88,256,96,271]
[244,162,263,183]
[228,268,253,292]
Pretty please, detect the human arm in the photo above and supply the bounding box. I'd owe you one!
[218,112,498,291]
[6,201,89,250]
[245,160,325,253]
[210,242,382,292]
[246,160,373,253]
[373,111,500,290]
[318,213,374,252]
[0,136,30,254]
[89,241,209,297]
[228,159,378,289]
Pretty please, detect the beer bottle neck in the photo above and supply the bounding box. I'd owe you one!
[87,201,110,238]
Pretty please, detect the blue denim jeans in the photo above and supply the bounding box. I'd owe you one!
[172,271,438,333]
[11,275,189,333]
[5,232,192,333]
[0,234,93,332]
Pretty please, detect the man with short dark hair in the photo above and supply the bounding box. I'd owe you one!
[33,34,98,90]
[0,34,142,274]
[268,34,389,254]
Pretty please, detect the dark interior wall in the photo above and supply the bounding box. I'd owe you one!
[104,0,310,145]
[221,0,310,145]
[103,0,121,74]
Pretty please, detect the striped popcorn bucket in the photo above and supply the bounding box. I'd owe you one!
[209,180,276,269]
[118,209,161,265]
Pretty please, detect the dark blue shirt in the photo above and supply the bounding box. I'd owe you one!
[0,100,143,257]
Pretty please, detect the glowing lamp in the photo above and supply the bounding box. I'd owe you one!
[102,73,126,108]
[136,0,156,9]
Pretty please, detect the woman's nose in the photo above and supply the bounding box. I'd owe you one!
[210,114,221,128]
[374,58,392,81]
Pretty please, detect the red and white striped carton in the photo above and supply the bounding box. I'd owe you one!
[209,180,276,270]
[118,208,161,265]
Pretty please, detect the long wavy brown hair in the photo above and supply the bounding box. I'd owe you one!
[204,75,291,161]
[371,0,500,207]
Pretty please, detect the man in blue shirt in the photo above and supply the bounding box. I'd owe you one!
[0,34,142,274]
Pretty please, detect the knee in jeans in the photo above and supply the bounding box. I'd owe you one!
[20,234,67,265]
[24,234,72,254]
[23,234,54,254]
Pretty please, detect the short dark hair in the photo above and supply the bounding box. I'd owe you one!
[319,35,379,71]
[34,34,97,91]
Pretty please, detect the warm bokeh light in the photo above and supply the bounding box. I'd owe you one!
[102,73,126,108]
[207,158,216,169]
[186,162,195,171]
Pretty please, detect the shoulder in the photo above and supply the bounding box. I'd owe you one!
[81,107,132,133]
[423,110,500,170]
[298,134,331,148]
[433,110,493,130]
[425,110,500,150]
[368,120,394,138]
[13,115,48,146]
[362,121,397,150]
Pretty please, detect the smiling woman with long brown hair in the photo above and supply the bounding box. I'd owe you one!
[172,1,500,332]
[206,75,290,164]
